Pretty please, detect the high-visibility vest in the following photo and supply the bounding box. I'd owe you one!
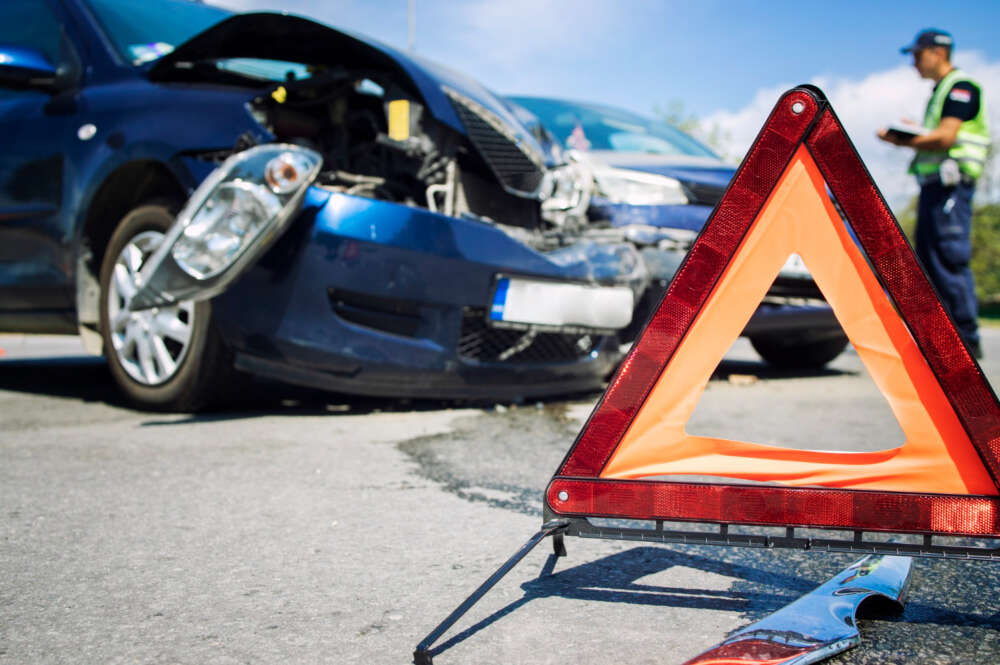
[910,68,991,179]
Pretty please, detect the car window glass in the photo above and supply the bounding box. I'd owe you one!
[0,0,65,102]
[0,0,63,64]
[86,0,231,65]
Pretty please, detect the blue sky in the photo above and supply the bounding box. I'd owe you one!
[220,0,1000,205]
[221,0,999,116]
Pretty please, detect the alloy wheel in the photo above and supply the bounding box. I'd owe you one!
[106,230,196,385]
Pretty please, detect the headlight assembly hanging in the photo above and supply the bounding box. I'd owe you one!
[129,144,322,310]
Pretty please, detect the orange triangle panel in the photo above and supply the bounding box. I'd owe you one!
[546,86,1000,537]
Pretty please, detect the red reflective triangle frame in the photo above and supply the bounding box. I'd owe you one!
[546,86,1000,537]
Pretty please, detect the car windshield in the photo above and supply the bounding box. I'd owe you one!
[86,0,311,80]
[86,0,231,66]
[510,96,718,159]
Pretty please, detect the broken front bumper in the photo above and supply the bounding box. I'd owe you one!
[205,187,644,399]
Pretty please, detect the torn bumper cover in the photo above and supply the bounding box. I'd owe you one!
[128,146,646,399]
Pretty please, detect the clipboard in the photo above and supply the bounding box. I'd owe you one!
[885,123,928,140]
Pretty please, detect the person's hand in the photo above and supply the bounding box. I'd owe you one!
[877,127,909,146]
[877,127,899,145]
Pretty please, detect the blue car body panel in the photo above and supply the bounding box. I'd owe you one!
[590,200,715,231]
[619,162,735,190]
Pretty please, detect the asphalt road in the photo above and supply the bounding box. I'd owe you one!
[2,330,999,664]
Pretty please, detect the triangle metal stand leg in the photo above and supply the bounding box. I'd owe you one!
[413,519,569,665]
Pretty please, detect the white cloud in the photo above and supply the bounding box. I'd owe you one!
[704,51,1000,210]
[454,0,614,69]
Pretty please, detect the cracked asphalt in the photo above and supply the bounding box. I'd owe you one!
[2,330,999,664]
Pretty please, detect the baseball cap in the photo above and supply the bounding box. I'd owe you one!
[901,29,953,54]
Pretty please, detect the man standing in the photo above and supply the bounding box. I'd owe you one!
[879,29,990,359]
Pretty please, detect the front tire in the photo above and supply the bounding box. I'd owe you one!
[99,203,232,411]
[749,333,849,370]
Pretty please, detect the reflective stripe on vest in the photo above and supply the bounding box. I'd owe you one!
[910,69,991,179]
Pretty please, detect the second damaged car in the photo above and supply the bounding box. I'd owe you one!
[509,96,850,370]
[0,0,644,410]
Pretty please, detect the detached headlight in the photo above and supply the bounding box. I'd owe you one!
[540,157,593,227]
[171,145,322,279]
[593,167,689,206]
[128,144,322,310]
[172,181,281,278]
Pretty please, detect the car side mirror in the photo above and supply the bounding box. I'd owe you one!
[0,44,75,93]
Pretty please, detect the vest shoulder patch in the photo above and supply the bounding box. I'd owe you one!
[949,87,972,103]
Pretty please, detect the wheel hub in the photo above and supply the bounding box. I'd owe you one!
[106,230,197,386]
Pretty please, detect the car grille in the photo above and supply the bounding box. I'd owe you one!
[458,308,600,364]
[444,87,546,195]
[680,180,728,207]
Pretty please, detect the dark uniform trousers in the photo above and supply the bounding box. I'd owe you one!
[915,179,979,346]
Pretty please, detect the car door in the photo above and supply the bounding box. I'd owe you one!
[0,0,84,329]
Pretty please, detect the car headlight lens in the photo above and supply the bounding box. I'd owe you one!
[172,181,283,279]
[169,145,322,280]
[593,167,689,206]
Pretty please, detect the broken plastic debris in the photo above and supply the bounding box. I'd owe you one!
[728,374,758,386]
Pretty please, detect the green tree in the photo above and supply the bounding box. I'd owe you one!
[897,195,1000,305]
[652,100,700,135]
[972,203,1000,304]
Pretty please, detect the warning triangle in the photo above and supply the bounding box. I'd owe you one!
[547,86,1000,537]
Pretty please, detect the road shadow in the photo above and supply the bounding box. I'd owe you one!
[0,355,128,406]
[425,545,816,660]
[0,354,600,423]
[0,343,861,423]
[137,382,602,427]
[424,544,1000,662]
[711,356,854,381]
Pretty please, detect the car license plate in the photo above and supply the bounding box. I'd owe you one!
[489,276,634,330]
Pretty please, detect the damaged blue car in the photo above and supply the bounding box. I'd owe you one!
[0,0,646,410]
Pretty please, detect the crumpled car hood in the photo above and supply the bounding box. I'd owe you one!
[147,12,546,161]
